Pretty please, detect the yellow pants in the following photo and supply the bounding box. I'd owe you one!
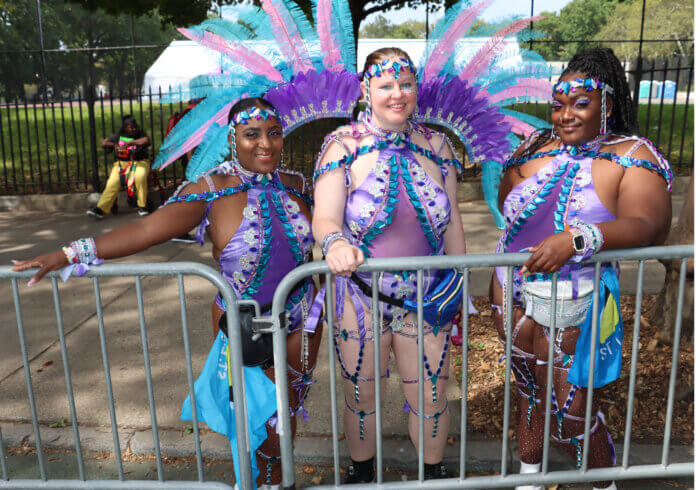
[96,160,149,212]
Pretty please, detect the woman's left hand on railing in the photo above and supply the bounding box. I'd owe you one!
[11,250,68,287]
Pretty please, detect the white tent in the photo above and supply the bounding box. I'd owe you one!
[142,38,525,99]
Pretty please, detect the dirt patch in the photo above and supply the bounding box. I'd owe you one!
[453,296,694,444]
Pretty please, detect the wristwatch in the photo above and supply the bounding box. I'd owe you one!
[570,228,586,255]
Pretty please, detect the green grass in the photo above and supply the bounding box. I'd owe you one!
[0,99,693,193]
[0,100,188,193]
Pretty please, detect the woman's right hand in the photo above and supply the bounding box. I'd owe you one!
[11,250,68,286]
[325,240,364,276]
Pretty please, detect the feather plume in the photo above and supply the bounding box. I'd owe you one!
[185,123,232,181]
[499,108,550,131]
[315,0,342,71]
[459,16,542,82]
[502,115,535,137]
[331,0,356,70]
[422,0,493,81]
[154,97,233,170]
[178,28,285,83]
[261,0,315,73]
[488,77,551,105]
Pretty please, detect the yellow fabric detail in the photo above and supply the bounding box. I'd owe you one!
[599,294,619,343]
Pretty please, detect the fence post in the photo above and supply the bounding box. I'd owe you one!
[87,84,101,192]
[632,0,647,107]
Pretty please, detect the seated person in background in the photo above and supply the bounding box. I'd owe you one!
[88,115,151,219]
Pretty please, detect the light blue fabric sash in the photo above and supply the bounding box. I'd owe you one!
[567,265,623,388]
[181,330,277,488]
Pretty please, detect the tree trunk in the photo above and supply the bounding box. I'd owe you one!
[653,170,693,344]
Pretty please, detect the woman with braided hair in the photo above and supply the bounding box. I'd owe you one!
[491,47,672,490]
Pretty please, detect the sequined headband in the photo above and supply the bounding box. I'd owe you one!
[363,57,416,81]
[229,106,280,128]
[552,77,614,96]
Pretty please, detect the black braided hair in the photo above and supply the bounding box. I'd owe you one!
[518,47,638,163]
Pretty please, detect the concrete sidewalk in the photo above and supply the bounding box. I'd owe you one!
[0,194,689,482]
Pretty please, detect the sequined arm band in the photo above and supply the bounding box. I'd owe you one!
[322,232,349,256]
[59,237,104,282]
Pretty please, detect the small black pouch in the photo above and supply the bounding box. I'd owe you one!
[218,303,273,368]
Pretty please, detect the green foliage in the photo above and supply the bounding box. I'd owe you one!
[0,0,178,99]
[529,0,619,60]
[360,15,428,39]
[595,0,693,60]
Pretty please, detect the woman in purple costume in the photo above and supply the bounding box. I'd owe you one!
[311,48,466,482]
[13,97,322,489]
[491,48,672,490]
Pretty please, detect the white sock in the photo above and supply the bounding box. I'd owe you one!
[515,461,543,490]
[596,483,616,490]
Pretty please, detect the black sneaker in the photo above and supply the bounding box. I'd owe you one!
[86,207,105,219]
[137,207,149,217]
[344,462,375,484]
[424,462,450,480]
[171,233,197,244]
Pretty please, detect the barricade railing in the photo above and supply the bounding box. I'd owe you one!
[0,262,255,490]
[268,245,694,489]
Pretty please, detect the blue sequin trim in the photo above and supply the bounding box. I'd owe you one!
[357,155,400,257]
[164,181,312,206]
[504,160,568,247]
[399,157,440,253]
[242,193,273,299]
[269,191,305,265]
[553,162,581,233]
[504,148,672,186]
[313,137,460,182]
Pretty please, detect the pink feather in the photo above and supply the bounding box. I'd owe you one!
[503,115,535,137]
[261,0,315,73]
[178,28,285,83]
[460,16,542,82]
[423,0,493,81]
[317,0,342,71]
[488,78,552,104]
[158,102,233,170]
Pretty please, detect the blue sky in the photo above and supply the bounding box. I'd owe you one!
[365,0,573,25]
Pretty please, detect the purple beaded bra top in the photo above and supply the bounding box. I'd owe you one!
[306,116,460,331]
[167,161,315,330]
[496,133,673,304]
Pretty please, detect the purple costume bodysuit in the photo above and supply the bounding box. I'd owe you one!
[308,120,457,333]
[180,161,315,327]
[495,134,673,465]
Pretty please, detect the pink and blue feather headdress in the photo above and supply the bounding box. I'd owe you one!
[153,0,360,181]
[154,0,551,227]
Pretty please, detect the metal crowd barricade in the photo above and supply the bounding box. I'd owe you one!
[0,262,255,490]
[269,245,694,489]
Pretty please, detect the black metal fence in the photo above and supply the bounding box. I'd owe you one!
[0,55,693,195]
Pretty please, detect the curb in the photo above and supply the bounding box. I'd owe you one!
[1,422,692,473]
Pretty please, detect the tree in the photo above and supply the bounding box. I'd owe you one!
[360,16,428,39]
[530,0,620,60]
[66,0,460,48]
[0,0,177,99]
[595,0,693,60]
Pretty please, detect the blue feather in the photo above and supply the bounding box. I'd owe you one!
[154,96,232,170]
[500,109,550,131]
[186,123,231,181]
[331,0,356,71]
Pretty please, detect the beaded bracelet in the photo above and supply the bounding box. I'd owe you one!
[72,237,100,264]
[62,246,78,265]
[321,232,349,256]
